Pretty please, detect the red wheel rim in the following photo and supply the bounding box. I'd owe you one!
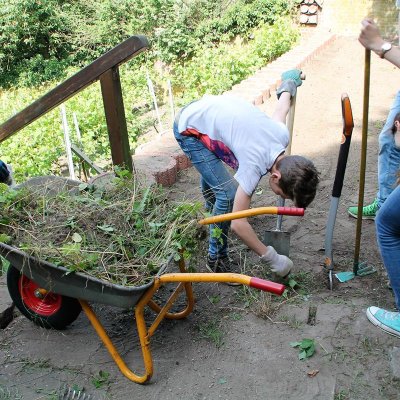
[19,275,62,316]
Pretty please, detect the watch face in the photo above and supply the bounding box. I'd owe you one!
[382,42,392,51]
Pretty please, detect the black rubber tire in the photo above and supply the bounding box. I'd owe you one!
[7,265,82,330]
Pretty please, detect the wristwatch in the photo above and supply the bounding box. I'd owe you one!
[379,42,392,59]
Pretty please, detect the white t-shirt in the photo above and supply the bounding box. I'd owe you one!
[178,95,289,195]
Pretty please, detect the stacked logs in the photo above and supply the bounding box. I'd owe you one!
[299,0,323,25]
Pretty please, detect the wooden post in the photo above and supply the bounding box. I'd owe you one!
[100,67,133,172]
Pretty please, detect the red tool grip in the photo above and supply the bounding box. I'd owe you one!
[277,207,304,216]
[249,277,285,295]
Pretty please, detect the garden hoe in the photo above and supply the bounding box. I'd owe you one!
[323,93,354,290]
[264,72,305,257]
[335,49,376,283]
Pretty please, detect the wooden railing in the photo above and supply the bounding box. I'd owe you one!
[0,35,149,172]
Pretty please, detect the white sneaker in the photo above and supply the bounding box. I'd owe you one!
[366,306,400,338]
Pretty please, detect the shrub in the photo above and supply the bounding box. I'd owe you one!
[0,0,73,87]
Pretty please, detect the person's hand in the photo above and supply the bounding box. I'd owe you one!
[359,18,385,52]
[281,69,303,87]
[260,245,293,277]
[276,69,303,99]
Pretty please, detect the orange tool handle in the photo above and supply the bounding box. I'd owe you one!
[198,206,304,225]
[341,93,354,137]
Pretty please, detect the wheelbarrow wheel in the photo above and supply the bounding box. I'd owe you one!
[7,265,82,330]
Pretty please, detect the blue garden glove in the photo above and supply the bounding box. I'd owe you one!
[276,69,303,99]
[0,160,11,185]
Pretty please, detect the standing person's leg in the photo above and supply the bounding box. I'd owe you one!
[174,124,238,264]
[348,90,400,219]
[376,91,400,207]
[366,185,400,337]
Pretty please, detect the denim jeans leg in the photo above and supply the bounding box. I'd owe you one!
[174,123,238,258]
[377,90,400,208]
[201,176,216,213]
[375,185,400,310]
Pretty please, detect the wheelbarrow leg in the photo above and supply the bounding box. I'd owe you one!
[79,300,154,384]
[78,257,196,384]
[147,256,195,320]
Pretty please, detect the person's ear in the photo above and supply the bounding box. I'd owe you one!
[395,120,400,131]
[270,171,281,182]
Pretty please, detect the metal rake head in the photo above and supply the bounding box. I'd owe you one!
[58,386,92,400]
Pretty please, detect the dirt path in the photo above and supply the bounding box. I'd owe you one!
[1,35,400,400]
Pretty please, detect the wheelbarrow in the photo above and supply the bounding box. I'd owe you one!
[0,203,304,384]
[0,242,285,384]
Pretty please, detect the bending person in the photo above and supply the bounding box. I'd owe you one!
[173,70,319,278]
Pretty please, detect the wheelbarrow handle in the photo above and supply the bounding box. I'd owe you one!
[159,273,285,295]
[249,277,285,295]
[198,206,304,225]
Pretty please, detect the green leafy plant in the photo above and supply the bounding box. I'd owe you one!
[91,370,110,389]
[290,338,316,360]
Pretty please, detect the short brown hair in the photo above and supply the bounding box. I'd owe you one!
[276,155,319,208]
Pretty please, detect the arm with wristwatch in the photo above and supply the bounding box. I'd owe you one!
[359,18,400,68]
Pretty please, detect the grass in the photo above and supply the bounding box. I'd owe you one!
[0,385,22,400]
[197,319,224,349]
[0,256,9,277]
[278,314,303,329]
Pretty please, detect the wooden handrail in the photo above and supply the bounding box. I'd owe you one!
[0,35,149,171]
[0,35,149,142]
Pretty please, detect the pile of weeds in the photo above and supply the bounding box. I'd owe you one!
[0,172,204,287]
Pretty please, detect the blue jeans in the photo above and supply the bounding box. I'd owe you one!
[173,121,238,259]
[376,185,400,309]
[377,91,400,208]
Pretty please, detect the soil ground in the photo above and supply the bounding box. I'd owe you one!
[2,35,400,400]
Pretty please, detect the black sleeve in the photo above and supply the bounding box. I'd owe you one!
[0,160,10,183]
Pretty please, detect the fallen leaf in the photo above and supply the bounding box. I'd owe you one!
[72,232,82,243]
[307,369,319,377]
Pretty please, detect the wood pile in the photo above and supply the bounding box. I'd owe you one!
[299,0,323,25]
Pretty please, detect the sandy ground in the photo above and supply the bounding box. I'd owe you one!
[1,35,400,400]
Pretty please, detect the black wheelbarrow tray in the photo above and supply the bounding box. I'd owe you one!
[0,236,286,384]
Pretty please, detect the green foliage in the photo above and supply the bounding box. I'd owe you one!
[0,1,299,182]
[171,17,298,104]
[0,0,298,86]
[290,338,316,360]
[0,0,73,87]
[0,175,204,285]
[91,370,110,389]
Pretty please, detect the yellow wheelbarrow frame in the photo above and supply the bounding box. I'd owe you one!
[80,255,284,384]
[81,206,304,383]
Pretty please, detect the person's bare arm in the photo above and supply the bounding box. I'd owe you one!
[271,92,291,124]
[359,18,400,68]
[230,186,268,256]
